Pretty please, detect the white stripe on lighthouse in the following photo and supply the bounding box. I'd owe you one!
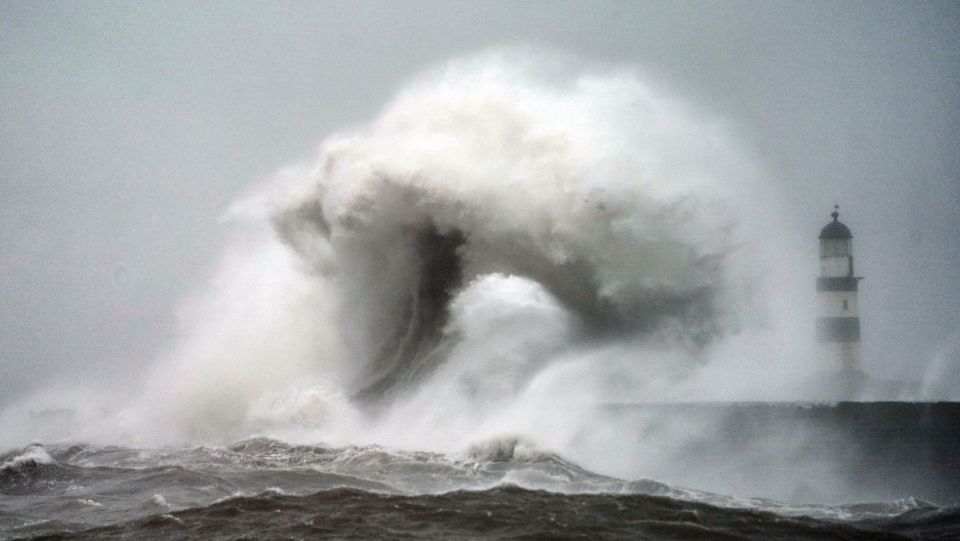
[817,290,859,318]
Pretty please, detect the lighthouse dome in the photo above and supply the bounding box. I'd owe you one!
[819,210,853,239]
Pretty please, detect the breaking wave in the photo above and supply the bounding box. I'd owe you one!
[85,49,812,455]
[0,52,854,520]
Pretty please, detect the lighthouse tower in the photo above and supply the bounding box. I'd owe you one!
[816,206,862,370]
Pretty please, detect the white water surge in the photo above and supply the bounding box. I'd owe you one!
[5,51,821,482]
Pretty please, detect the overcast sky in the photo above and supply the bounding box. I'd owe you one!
[1,1,958,406]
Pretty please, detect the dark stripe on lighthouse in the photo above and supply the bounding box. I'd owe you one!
[817,277,859,291]
[816,317,861,342]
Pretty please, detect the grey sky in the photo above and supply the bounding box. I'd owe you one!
[1,1,958,405]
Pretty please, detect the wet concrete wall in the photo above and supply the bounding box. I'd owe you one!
[603,402,960,504]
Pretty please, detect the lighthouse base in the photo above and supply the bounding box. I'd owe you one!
[805,368,870,401]
[816,341,862,373]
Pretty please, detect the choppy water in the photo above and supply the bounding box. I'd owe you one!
[2,438,956,540]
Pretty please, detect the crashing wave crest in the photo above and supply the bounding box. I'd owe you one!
[67,50,806,457]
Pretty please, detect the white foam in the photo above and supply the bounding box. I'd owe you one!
[0,445,55,471]
[102,51,816,497]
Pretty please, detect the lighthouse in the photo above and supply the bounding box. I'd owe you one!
[816,206,862,370]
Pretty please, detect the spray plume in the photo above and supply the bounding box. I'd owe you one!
[17,51,819,474]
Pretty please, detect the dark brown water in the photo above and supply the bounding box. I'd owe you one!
[2,437,957,540]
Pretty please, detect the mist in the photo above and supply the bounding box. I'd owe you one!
[2,2,957,412]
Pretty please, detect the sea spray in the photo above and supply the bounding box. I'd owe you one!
[15,51,816,465]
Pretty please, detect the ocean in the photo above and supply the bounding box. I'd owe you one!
[2,435,958,540]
